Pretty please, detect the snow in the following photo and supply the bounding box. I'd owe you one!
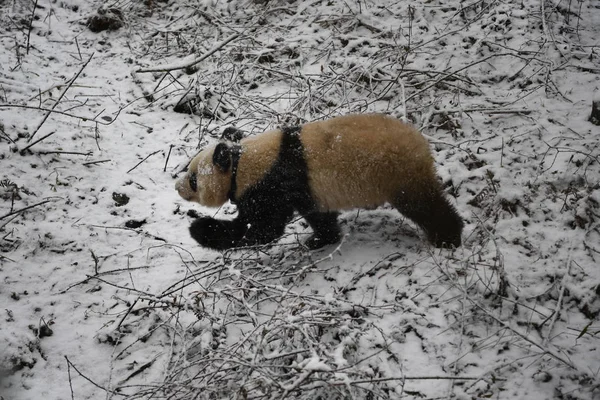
[302,355,331,372]
[1,0,599,399]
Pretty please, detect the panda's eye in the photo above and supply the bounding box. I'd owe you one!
[189,172,198,192]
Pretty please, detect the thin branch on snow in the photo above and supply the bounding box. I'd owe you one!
[542,242,573,347]
[133,33,241,73]
[126,150,161,173]
[28,53,94,143]
[82,159,111,166]
[25,0,39,55]
[0,199,55,221]
[64,356,121,397]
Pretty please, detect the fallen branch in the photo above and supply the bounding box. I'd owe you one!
[0,199,54,221]
[133,33,240,73]
[0,104,114,125]
[83,159,111,166]
[408,107,532,116]
[164,144,174,172]
[64,356,120,397]
[26,0,39,54]
[346,375,506,384]
[471,300,577,370]
[20,131,58,154]
[28,53,94,142]
[38,150,93,156]
[542,242,573,347]
[405,53,514,103]
[127,150,161,173]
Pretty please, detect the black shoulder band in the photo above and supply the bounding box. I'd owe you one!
[227,144,242,203]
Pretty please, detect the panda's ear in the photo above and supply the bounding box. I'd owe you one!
[212,142,231,172]
[221,126,244,142]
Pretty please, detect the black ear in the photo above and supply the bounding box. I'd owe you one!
[221,127,244,142]
[213,142,231,172]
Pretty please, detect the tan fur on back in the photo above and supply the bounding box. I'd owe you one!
[300,114,436,211]
[235,129,282,198]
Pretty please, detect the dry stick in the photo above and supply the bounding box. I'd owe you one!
[83,159,110,166]
[164,144,174,172]
[434,247,577,371]
[542,242,573,347]
[115,297,140,332]
[279,370,314,399]
[127,150,161,174]
[346,375,501,385]
[0,103,109,123]
[0,199,53,221]
[19,131,56,154]
[74,37,82,61]
[411,107,532,116]
[38,150,92,156]
[66,355,75,400]
[405,53,514,103]
[470,299,577,370]
[0,127,16,144]
[28,53,94,143]
[26,0,39,54]
[134,33,240,73]
[0,214,19,232]
[64,356,121,397]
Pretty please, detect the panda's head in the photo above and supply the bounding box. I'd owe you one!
[175,142,234,207]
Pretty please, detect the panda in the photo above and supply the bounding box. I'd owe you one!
[176,114,463,250]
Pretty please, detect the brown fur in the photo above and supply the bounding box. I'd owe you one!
[300,114,436,211]
[234,129,282,199]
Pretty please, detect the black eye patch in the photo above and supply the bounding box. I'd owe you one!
[189,172,198,192]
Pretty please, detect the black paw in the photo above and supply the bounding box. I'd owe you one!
[428,231,462,249]
[305,233,341,250]
[189,217,239,250]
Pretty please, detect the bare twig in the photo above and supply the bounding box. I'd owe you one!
[0,199,54,221]
[64,356,120,396]
[134,33,240,73]
[0,103,112,124]
[19,131,57,154]
[28,53,94,142]
[83,159,111,166]
[127,150,161,173]
[405,53,514,103]
[38,150,93,156]
[66,355,75,400]
[26,0,39,54]
[471,300,576,370]
[164,144,174,172]
[542,241,573,347]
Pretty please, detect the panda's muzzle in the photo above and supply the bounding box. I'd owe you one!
[175,175,193,200]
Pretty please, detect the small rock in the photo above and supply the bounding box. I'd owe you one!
[88,8,124,33]
[112,192,129,207]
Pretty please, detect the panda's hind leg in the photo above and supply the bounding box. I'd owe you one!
[392,188,463,248]
[303,212,341,249]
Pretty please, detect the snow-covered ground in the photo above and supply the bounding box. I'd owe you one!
[1,0,599,399]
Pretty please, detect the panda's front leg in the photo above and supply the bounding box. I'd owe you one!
[189,217,245,250]
[237,205,294,247]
